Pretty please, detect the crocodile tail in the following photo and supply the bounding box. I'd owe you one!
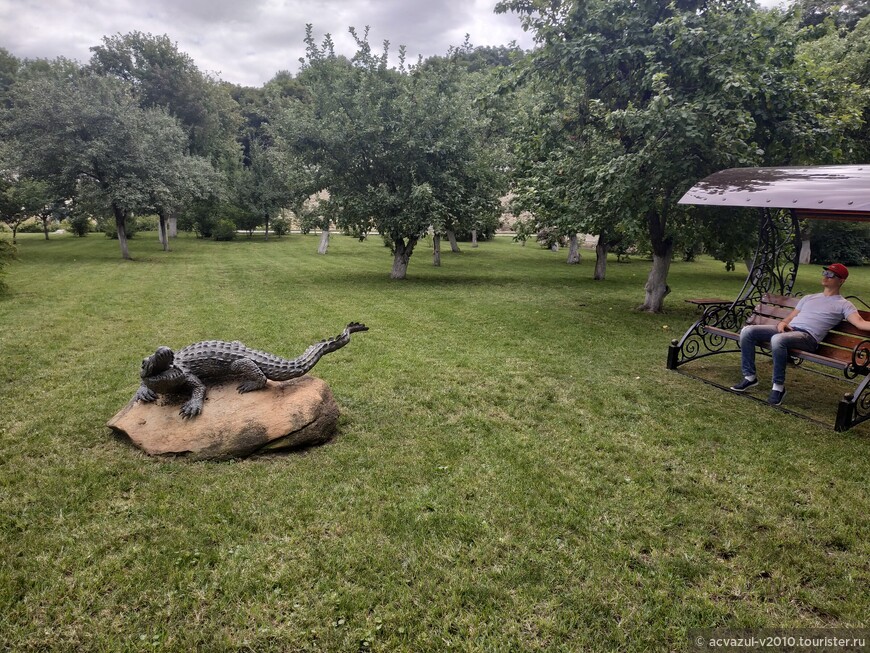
[272,323,368,381]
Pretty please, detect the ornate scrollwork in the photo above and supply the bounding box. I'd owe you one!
[736,208,801,307]
[669,300,755,367]
[846,339,870,378]
[669,207,802,370]
[843,377,870,428]
[854,390,870,424]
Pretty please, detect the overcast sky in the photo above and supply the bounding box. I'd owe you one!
[0,0,789,88]
[0,0,541,87]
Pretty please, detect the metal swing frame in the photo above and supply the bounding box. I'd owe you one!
[666,165,870,431]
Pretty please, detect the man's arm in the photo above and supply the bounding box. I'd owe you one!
[778,308,800,332]
[846,311,870,331]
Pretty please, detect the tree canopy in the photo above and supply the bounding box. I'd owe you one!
[497,0,863,310]
[5,63,213,259]
[276,26,505,278]
[2,13,869,294]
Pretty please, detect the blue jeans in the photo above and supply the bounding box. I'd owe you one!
[739,325,818,386]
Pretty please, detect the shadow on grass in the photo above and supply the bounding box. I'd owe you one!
[676,354,870,435]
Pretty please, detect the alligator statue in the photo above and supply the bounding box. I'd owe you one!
[134,322,369,418]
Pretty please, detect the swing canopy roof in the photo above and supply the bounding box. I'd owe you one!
[677,165,870,221]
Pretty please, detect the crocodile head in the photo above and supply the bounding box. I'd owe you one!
[141,346,175,378]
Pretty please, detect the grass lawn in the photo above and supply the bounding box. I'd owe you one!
[1,231,868,651]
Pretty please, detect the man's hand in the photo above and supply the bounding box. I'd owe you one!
[778,308,800,333]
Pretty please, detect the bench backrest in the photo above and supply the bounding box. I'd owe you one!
[746,293,870,366]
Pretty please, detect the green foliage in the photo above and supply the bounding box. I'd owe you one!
[511,216,536,245]
[272,217,290,237]
[278,25,505,277]
[809,221,870,265]
[0,46,19,110]
[454,219,499,242]
[0,176,55,242]
[681,209,759,270]
[212,218,238,241]
[66,213,92,237]
[498,0,858,310]
[99,215,138,239]
[536,227,566,249]
[16,221,45,234]
[89,31,242,162]
[4,60,214,258]
[795,0,870,30]
[229,204,261,236]
[179,197,219,238]
[796,14,870,161]
[135,214,160,231]
[235,139,313,238]
[0,237,14,289]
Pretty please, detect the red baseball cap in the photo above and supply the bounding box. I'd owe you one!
[824,263,849,280]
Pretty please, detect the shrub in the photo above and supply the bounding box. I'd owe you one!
[212,219,237,241]
[536,227,567,249]
[810,221,870,266]
[18,220,45,233]
[178,200,219,238]
[272,218,290,237]
[191,214,217,239]
[99,215,138,239]
[66,214,93,237]
[136,214,160,232]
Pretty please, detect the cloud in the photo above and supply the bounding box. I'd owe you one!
[0,0,534,86]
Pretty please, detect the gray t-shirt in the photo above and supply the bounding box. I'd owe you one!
[790,293,857,342]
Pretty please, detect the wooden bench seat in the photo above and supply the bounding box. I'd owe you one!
[702,294,870,373]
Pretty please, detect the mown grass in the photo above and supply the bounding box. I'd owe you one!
[1,232,868,652]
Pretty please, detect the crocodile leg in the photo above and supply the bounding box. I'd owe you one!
[180,373,207,418]
[231,357,268,393]
[135,384,157,403]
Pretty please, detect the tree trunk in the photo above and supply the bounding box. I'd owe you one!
[113,204,131,260]
[799,238,811,264]
[639,251,673,312]
[567,233,581,264]
[551,242,559,252]
[42,218,50,240]
[446,230,461,253]
[168,213,177,238]
[11,225,18,245]
[594,241,609,280]
[318,228,330,255]
[158,212,170,251]
[471,229,478,248]
[391,237,417,279]
[638,207,673,312]
[433,234,441,266]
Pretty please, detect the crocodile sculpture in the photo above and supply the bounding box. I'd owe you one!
[134,322,368,418]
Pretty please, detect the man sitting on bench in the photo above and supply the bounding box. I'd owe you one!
[730,263,870,406]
